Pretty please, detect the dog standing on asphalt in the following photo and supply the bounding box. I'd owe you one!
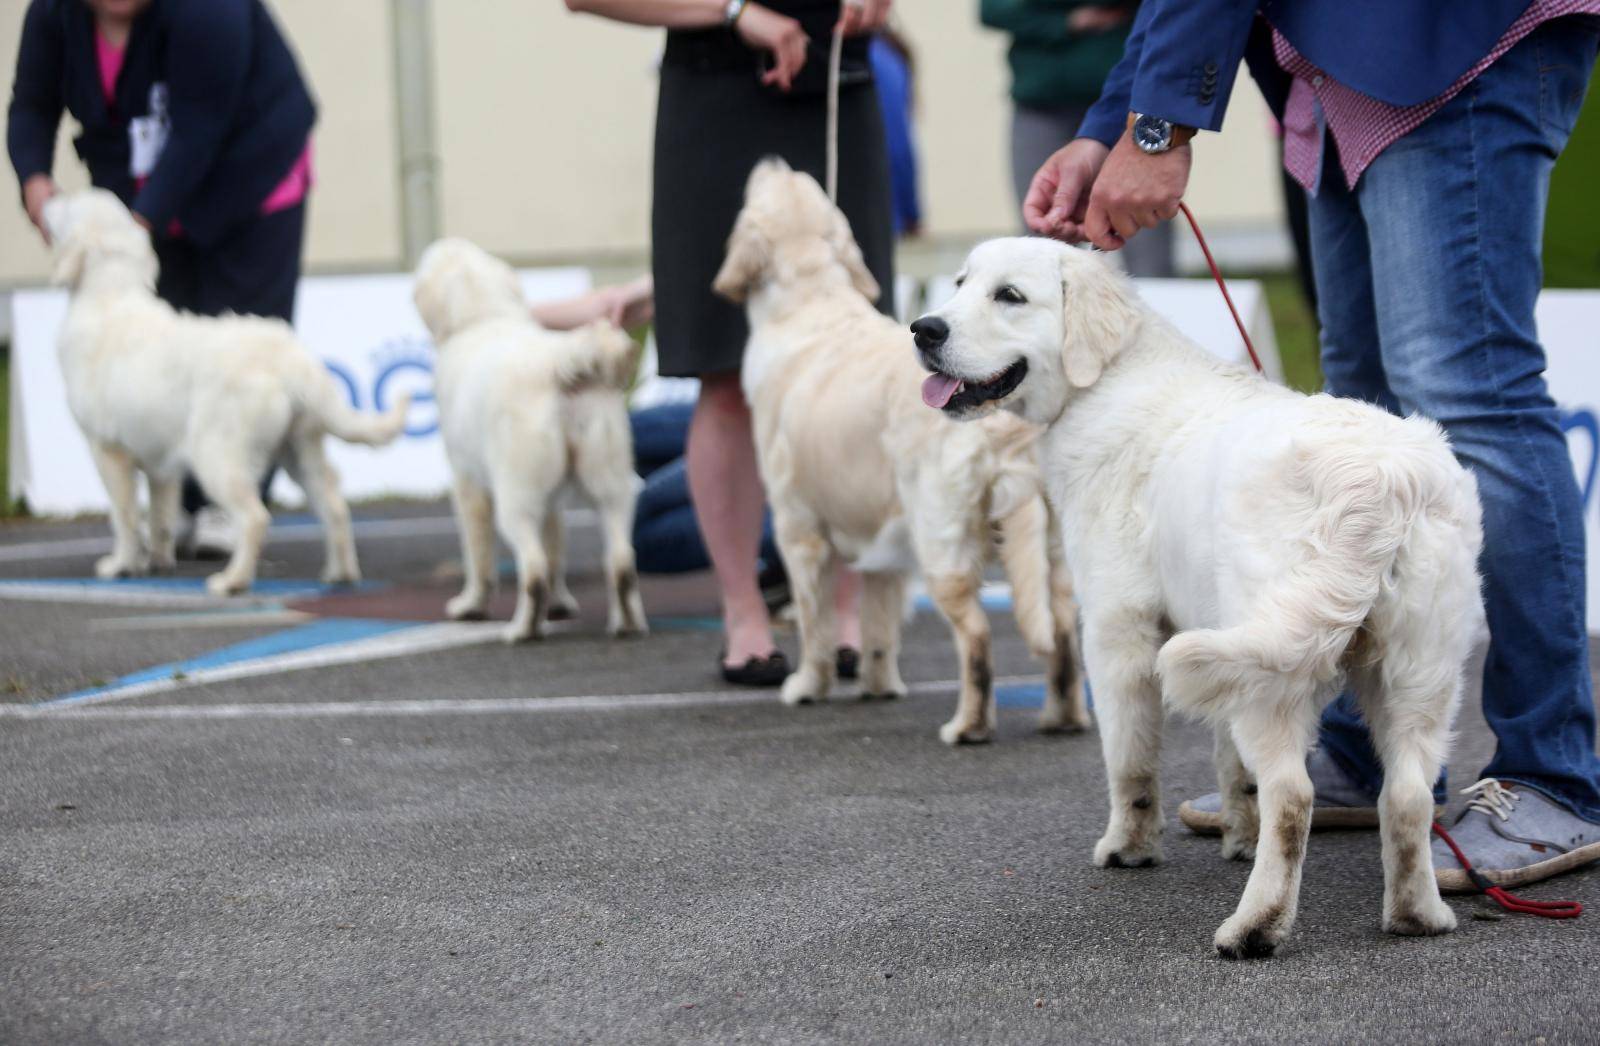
[713,160,1088,744]
[45,190,409,596]
[413,238,647,642]
[913,236,1486,956]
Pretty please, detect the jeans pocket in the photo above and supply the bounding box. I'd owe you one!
[1537,18,1600,149]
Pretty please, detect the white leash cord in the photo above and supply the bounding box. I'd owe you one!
[825,19,845,204]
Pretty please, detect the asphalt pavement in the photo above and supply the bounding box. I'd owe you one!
[2,503,1597,1044]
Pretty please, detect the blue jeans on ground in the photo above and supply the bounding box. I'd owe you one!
[1308,17,1600,821]
[630,403,780,575]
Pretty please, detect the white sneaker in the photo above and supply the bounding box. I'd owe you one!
[180,506,236,561]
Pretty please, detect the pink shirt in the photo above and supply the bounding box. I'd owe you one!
[95,31,312,223]
[1274,1,1600,193]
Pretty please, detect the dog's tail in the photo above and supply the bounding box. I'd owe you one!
[551,321,641,393]
[1156,421,1480,721]
[311,377,412,447]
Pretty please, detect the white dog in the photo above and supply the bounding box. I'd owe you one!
[44,190,409,596]
[413,239,647,642]
[713,160,1087,744]
[914,237,1485,956]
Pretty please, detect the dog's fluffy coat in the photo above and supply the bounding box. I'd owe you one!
[714,160,1087,743]
[45,190,409,595]
[413,238,647,641]
[916,236,1485,955]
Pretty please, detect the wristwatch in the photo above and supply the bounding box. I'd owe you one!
[724,0,748,26]
[1128,113,1196,154]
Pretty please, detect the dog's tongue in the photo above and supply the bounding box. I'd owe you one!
[921,373,963,409]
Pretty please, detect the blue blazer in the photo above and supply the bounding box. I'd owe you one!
[1078,0,1532,146]
[8,0,316,247]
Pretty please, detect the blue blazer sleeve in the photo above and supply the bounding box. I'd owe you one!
[7,0,66,196]
[1078,0,1261,146]
[131,0,254,231]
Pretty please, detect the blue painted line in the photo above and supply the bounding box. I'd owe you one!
[996,683,1045,709]
[650,615,723,633]
[48,617,423,707]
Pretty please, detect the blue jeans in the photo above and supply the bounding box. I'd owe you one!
[630,404,780,575]
[1309,17,1600,820]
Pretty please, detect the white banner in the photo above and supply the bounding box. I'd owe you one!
[7,268,589,516]
[1541,290,1600,628]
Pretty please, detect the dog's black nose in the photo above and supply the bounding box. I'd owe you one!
[910,315,949,351]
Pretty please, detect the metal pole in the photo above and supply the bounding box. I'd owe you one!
[391,0,441,268]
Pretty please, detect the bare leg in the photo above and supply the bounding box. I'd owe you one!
[858,571,907,700]
[927,571,996,746]
[89,444,147,578]
[687,373,774,667]
[445,477,495,621]
[834,565,862,651]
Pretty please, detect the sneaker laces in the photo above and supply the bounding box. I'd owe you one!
[1460,778,1521,823]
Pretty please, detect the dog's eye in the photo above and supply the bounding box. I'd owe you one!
[994,286,1026,305]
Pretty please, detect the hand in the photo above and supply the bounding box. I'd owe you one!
[1067,4,1132,34]
[605,275,655,329]
[1082,132,1191,251]
[736,4,810,91]
[1022,138,1109,242]
[836,0,891,37]
[23,174,58,245]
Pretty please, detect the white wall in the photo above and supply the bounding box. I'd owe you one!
[0,0,1286,287]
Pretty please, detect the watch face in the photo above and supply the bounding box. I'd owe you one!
[1133,115,1172,153]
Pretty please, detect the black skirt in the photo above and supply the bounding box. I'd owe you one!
[651,34,895,378]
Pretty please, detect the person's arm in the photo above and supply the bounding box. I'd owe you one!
[7,0,66,241]
[130,0,253,234]
[532,276,655,331]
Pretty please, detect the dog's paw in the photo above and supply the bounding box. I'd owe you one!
[321,568,360,587]
[859,689,904,702]
[548,599,581,623]
[1036,704,1092,735]
[1093,831,1163,869]
[95,554,146,580]
[1220,831,1257,862]
[939,717,995,746]
[501,621,544,644]
[1383,897,1456,937]
[1214,912,1288,960]
[445,593,488,621]
[205,572,249,597]
[779,671,826,706]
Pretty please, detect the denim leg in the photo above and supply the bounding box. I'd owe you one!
[1303,142,1396,797]
[631,403,696,477]
[1354,20,1600,820]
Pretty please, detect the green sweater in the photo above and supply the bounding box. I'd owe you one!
[980,0,1135,109]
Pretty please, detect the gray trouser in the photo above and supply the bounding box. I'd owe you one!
[1010,103,1176,278]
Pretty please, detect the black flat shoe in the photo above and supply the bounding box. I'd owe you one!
[720,649,792,687]
[836,646,860,681]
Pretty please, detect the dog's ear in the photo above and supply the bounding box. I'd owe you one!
[50,237,88,289]
[827,207,880,303]
[1060,249,1142,388]
[712,214,770,303]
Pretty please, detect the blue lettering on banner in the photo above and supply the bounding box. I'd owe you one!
[1561,408,1598,520]
[324,361,361,409]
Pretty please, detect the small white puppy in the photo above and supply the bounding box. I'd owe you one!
[413,239,647,642]
[44,190,409,595]
[914,237,1485,957]
[713,159,1088,744]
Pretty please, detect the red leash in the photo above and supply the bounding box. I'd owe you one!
[1177,201,1266,376]
[1182,201,1580,921]
[1431,821,1582,919]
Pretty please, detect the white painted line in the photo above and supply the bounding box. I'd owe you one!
[52,621,504,707]
[0,675,1046,721]
[89,609,314,632]
[0,582,282,609]
[0,509,599,564]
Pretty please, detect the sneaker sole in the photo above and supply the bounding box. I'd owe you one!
[1177,800,1445,835]
[1435,838,1600,894]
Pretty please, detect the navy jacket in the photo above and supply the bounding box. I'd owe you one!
[1077,0,1533,146]
[8,0,316,247]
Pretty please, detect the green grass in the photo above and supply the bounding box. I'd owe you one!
[1253,270,1322,394]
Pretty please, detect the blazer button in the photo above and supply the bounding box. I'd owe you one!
[1204,61,1219,74]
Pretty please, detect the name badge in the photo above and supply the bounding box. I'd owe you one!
[128,83,171,179]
